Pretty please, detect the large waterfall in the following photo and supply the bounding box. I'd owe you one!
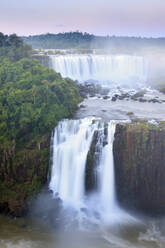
[49,118,98,208]
[50,54,148,85]
[49,117,120,223]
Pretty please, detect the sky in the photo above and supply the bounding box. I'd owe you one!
[0,0,165,37]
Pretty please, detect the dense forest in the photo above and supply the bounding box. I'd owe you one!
[0,33,81,148]
[22,31,165,51]
[0,33,32,62]
[0,33,81,215]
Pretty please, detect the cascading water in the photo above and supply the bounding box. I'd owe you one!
[50,54,148,85]
[49,117,124,225]
[99,121,116,214]
[49,118,99,208]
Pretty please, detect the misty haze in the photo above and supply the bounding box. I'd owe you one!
[0,1,165,248]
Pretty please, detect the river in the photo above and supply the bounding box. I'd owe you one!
[1,53,165,248]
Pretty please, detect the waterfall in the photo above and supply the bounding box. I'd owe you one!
[99,121,116,214]
[49,118,99,208]
[50,54,148,85]
[49,118,119,223]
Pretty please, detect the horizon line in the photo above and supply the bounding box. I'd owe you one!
[2,31,165,39]
[22,31,165,39]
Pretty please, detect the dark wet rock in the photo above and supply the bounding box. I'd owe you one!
[131,90,146,100]
[103,96,110,100]
[85,123,108,193]
[79,104,87,108]
[148,98,161,103]
[48,189,54,194]
[119,93,130,100]
[85,130,99,193]
[113,121,165,216]
[139,98,147,102]
[90,94,96,97]
[77,83,110,99]
[111,95,118,101]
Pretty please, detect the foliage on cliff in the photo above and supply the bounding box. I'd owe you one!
[155,81,165,94]
[113,121,165,216]
[0,33,81,216]
[0,35,81,148]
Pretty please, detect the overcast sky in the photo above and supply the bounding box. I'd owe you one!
[0,0,165,37]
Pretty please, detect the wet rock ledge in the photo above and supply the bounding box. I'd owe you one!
[113,120,165,216]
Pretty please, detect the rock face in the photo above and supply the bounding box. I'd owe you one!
[0,135,50,216]
[113,121,165,216]
[85,122,108,193]
[33,55,50,68]
[85,130,99,193]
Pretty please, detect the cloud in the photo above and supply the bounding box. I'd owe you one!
[56,24,65,28]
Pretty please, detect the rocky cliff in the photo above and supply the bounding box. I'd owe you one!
[0,135,50,216]
[113,120,165,216]
[33,54,50,68]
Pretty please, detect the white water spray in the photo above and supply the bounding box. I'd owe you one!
[50,54,148,85]
[49,118,99,208]
[99,121,116,214]
[49,118,127,224]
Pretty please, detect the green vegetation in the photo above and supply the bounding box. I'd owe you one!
[155,82,165,94]
[127,112,134,117]
[0,58,80,147]
[125,119,165,132]
[22,31,165,52]
[0,33,81,215]
[131,90,146,100]
[0,33,81,148]
[0,33,32,62]
[22,32,94,49]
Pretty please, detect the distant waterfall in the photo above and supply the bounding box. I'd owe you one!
[50,54,148,85]
[49,118,119,222]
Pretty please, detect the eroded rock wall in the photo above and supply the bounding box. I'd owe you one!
[0,135,50,216]
[113,121,165,216]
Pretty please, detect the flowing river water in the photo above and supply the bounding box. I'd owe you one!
[1,215,165,248]
[1,54,165,248]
